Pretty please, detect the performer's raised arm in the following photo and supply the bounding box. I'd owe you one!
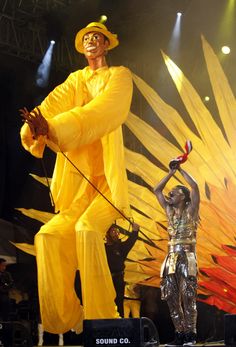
[153,152,200,346]
[153,169,176,210]
[178,167,200,219]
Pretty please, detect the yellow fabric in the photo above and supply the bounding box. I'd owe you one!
[35,176,121,333]
[20,65,133,333]
[123,284,141,318]
[123,299,141,318]
[21,66,132,216]
[124,283,141,299]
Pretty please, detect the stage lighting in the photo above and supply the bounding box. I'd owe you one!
[36,42,55,88]
[50,40,56,45]
[168,9,182,55]
[221,46,231,54]
[204,96,210,102]
[99,15,107,23]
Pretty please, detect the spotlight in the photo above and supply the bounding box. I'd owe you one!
[50,40,56,45]
[221,46,230,54]
[36,42,55,87]
[204,96,210,102]
[99,15,107,24]
[168,10,182,55]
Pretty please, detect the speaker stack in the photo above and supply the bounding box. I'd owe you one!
[0,321,32,347]
[83,317,159,347]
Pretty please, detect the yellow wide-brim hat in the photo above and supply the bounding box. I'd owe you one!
[75,21,119,54]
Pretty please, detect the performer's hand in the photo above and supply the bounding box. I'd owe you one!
[168,167,177,176]
[132,223,140,232]
[19,106,48,139]
[169,159,180,170]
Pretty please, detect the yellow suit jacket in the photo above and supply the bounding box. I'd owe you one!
[20,65,133,217]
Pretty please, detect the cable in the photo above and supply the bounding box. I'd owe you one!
[59,150,159,249]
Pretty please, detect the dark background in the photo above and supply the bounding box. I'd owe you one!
[0,0,235,343]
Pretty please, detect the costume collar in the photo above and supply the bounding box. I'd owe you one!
[84,65,109,79]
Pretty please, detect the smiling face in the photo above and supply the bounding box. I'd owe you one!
[83,31,109,60]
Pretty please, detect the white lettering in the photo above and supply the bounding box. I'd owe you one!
[96,338,118,344]
[119,337,130,343]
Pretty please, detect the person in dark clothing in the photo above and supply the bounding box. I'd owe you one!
[105,223,139,317]
[0,258,14,321]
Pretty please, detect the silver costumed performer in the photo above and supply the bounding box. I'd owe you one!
[154,164,200,347]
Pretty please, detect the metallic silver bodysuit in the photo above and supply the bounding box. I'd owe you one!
[160,206,198,334]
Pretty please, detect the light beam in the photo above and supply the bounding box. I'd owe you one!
[36,41,55,88]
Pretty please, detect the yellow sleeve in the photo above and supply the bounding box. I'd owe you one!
[39,72,77,119]
[20,124,46,158]
[47,66,133,152]
[20,73,77,157]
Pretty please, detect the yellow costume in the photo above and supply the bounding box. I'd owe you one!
[123,283,141,318]
[20,65,133,333]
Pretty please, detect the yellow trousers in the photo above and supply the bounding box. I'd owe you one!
[123,299,141,318]
[35,175,120,334]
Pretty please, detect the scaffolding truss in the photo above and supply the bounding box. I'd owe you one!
[0,0,77,71]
